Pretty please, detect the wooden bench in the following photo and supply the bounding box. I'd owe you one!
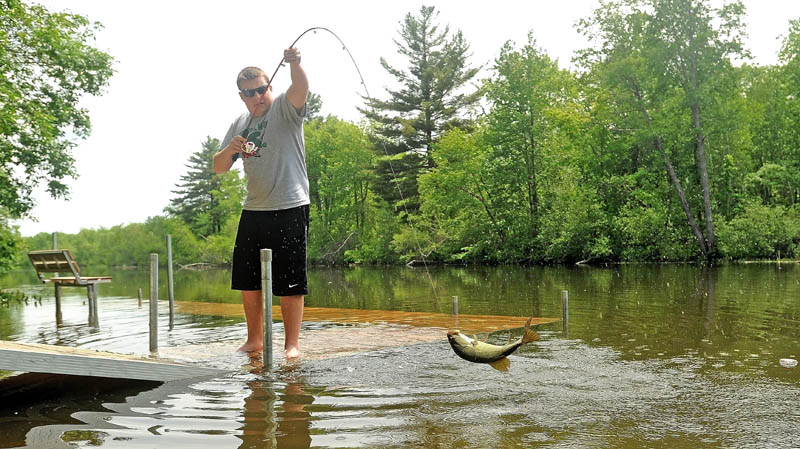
[28,249,112,325]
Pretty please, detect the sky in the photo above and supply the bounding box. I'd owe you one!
[12,0,800,237]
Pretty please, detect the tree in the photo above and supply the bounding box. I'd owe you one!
[165,137,245,237]
[361,5,480,211]
[305,91,323,122]
[1,0,114,218]
[483,35,584,241]
[305,117,376,264]
[419,35,594,263]
[577,0,749,262]
[0,216,20,273]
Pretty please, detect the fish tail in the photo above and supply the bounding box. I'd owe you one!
[521,316,540,344]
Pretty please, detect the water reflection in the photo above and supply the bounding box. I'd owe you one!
[1,264,799,448]
[239,372,313,448]
[0,373,160,449]
[237,352,313,449]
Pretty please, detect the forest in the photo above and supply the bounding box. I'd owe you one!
[3,0,799,271]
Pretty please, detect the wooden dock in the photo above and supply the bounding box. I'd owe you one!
[0,341,223,382]
[175,302,559,334]
[0,305,558,381]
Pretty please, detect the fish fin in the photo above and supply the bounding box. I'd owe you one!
[522,316,540,344]
[489,357,511,372]
[479,334,489,343]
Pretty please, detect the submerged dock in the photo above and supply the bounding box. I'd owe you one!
[0,341,223,382]
[0,305,559,381]
[176,303,559,334]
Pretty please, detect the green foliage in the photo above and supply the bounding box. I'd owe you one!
[743,163,800,207]
[165,137,245,237]
[362,5,481,212]
[717,202,800,259]
[10,4,800,267]
[305,91,323,122]
[305,117,378,264]
[344,200,400,264]
[0,216,21,273]
[0,0,114,218]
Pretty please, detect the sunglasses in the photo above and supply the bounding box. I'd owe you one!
[240,85,269,97]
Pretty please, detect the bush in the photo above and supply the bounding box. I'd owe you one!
[717,201,800,259]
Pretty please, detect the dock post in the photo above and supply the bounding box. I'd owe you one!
[561,290,569,336]
[452,296,459,315]
[261,249,273,371]
[52,232,57,249]
[55,285,63,324]
[138,288,142,308]
[88,284,99,327]
[167,235,175,330]
[149,253,158,353]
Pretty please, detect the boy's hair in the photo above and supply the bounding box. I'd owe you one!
[236,67,268,90]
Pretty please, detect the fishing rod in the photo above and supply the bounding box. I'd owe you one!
[257,27,442,302]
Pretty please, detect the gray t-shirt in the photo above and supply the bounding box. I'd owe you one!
[221,92,309,211]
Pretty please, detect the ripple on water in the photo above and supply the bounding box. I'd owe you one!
[8,294,800,449]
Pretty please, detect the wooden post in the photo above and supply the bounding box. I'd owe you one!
[167,235,175,330]
[261,249,273,371]
[92,284,100,327]
[87,284,95,322]
[52,232,59,278]
[54,284,63,324]
[138,288,143,308]
[561,290,569,336]
[452,296,459,315]
[149,253,158,353]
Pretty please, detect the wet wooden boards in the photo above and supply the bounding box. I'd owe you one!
[175,302,560,333]
[0,341,223,382]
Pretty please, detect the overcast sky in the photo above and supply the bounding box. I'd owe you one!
[13,0,800,236]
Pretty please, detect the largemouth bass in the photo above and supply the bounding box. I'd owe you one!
[447,317,540,371]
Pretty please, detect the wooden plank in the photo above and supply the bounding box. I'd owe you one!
[0,341,223,382]
[45,276,112,285]
[175,302,559,334]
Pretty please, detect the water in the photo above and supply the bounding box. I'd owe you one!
[1,264,799,448]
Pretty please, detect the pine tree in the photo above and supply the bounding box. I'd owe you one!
[166,137,226,237]
[305,91,323,122]
[361,5,480,212]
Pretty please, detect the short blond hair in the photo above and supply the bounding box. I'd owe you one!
[236,66,268,90]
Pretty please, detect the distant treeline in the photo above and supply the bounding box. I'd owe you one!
[6,2,800,270]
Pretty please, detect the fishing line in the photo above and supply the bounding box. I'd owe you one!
[258,26,442,304]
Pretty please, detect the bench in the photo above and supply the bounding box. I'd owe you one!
[28,249,112,325]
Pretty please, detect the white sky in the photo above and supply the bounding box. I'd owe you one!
[13,0,800,236]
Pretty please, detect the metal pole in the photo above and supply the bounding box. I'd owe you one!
[167,235,175,330]
[452,296,459,315]
[562,290,569,336]
[261,249,273,370]
[149,253,158,353]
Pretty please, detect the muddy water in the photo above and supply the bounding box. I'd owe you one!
[1,264,799,448]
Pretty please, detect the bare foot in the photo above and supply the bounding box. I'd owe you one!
[238,341,262,353]
[285,347,301,359]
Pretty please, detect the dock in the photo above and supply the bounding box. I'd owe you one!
[0,305,559,381]
[176,302,559,333]
[0,341,223,382]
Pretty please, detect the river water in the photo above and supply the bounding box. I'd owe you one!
[0,264,798,448]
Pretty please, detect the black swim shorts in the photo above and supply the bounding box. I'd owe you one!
[231,205,309,296]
